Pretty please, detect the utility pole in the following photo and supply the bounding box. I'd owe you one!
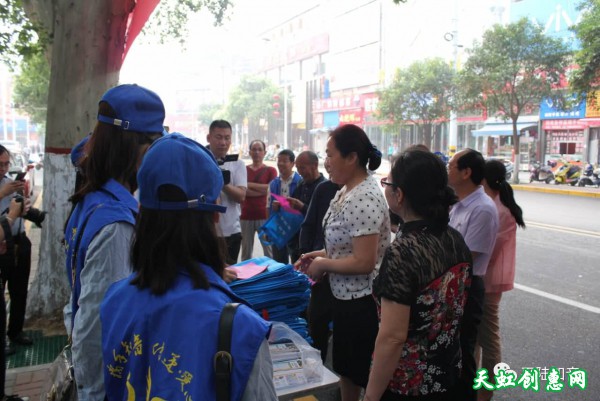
[283,83,289,149]
[448,0,459,157]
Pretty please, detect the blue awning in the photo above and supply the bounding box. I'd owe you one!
[471,117,538,137]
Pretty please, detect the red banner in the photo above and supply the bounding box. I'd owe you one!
[122,0,161,65]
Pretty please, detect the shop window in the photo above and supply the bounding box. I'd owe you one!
[559,142,576,154]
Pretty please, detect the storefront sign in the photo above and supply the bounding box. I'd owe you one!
[360,93,380,115]
[547,131,584,141]
[313,95,361,113]
[540,97,586,119]
[542,119,587,130]
[586,91,600,118]
[339,109,363,126]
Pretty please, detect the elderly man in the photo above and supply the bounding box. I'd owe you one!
[286,151,325,263]
[447,148,499,401]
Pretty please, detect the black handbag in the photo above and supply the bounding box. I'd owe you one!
[214,303,240,401]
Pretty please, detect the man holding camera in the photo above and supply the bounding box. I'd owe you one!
[0,145,36,355]
[206,120,247,265]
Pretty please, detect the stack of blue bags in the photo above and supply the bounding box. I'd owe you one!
[229,256,312,341]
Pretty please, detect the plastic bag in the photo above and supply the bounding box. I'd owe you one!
[258,209,304,250]
[39,344,78,401]
[268,322,323,390]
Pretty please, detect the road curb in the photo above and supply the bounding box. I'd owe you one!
[512,184,600,198]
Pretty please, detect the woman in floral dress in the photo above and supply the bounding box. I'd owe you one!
[364,149,473,401]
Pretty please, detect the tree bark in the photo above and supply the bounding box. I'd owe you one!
[512,120,520,184]
[25,0,134,319]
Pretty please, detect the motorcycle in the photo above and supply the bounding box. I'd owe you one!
[577,164,600,188]
[554,162,581,186]
[529,160,555,184]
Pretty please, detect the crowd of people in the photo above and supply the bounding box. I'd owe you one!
[0,82,526,401]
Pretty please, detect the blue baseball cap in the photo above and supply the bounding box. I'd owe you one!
[97,84,166,134]
[137,133,227,213]
[71,135,89,167]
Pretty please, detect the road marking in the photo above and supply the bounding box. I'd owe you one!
[525,221,600,238]
[514,283,600,314]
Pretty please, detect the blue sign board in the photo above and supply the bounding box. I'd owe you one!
[510,0,581,50]
[323,111,339,128]
[0,118,36,132]
[539,96,586,120]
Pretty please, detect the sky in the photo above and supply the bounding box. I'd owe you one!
[118,0,523,126]
[120,1,314,109]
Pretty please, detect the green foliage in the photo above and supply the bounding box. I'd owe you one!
[392,0,408,3]
[458,18,569,121]
[224,75,281,127]
[570,0,600,93]
[0,0,48,67]
[378,58,455,128]
[143,0,233,45]
[13,50,49,125]
[198,103,223,126]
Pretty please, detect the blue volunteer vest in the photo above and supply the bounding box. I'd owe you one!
[64,179,138,325]
[100,265,271,401]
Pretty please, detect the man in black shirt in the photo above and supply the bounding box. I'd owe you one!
[286,151,324,263]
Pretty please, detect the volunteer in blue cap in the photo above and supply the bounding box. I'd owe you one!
[100,133,277,401]
[64,84,166,401]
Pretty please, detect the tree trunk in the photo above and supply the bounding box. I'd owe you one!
[423,123,432,149]
[26,0,133,319]
[512,120,520,184]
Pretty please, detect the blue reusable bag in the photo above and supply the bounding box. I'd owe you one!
[258,208,305,250]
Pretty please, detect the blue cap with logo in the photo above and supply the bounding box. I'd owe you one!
[97,84,166,134]
[137,133,226,213]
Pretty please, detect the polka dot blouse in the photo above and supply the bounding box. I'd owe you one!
[323,174,391,300]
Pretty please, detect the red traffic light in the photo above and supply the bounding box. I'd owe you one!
[272,102,280,109]
[273,94,280,101]
[273,110,280,117]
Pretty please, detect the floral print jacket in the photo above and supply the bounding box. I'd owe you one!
[373,220,472,396]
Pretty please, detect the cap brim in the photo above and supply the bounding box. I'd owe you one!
[141,199,227,213]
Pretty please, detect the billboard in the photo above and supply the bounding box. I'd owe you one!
[510,0,582,49]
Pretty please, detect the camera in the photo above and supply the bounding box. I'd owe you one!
[216,154,238,186]
[12,195,47,228]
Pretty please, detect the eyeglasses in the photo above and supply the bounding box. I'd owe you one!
[380,177,395,188]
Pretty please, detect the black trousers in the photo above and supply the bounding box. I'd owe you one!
[0,233,32,339]
[224,232,242,265]
[307,277,334,362]
[272,245,290,265]
[0,276,6,397]
[458,275,485,401]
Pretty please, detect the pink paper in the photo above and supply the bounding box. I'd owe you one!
[229,262,268,280]
[271,193,302,215]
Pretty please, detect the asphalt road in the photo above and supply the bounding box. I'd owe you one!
[492,190,600,401]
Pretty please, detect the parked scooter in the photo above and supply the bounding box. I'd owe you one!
[577,164,600,188]
[529,160,555,184]
[554,161,581,186]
